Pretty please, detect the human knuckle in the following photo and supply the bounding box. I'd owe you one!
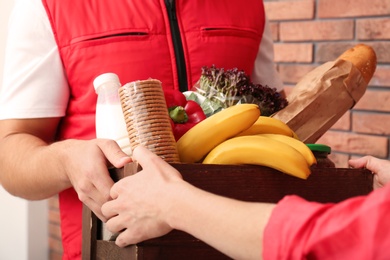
[77,179,93,193]
[77,192,88,203]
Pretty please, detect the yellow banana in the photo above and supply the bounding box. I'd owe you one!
[202,135,311,179]
[236,116,299,139]
[258,133,317,166]
[177,104,260,163]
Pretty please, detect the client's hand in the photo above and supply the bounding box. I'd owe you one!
[349,155,390,190]
[101,145,183,247]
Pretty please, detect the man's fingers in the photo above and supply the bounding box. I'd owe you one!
[76,177,110,203]
[132,145,179,176]
[109,180,123,200]
[105,215,128,234]
[76,178,112,221]
[132,145,160,168]
[349,155,390,174]
[115,230,138,248]
[101,200,116,220]
[92,173,114,201]
[349,156,369,169]
[83,196,108,222]
[96,139,132,168]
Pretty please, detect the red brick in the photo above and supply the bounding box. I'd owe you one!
[370,42,390,63]
[49,251,63,260]
[49,222,62,239]
[353,89,390,112]
[316,43,359,63]
[329,153,350,168]
[357,18,390,40]
[280,20,354,41]
[331,111,351,131]
[264,0,314,21]
[370,66,390,87]
[278,64,317,84]
[49,237,64,254]
[274,43,313,63]
[317,131,388,158]
[352,112,390,135]
[268,22,279,41]
[318,0,390,18]
[48,196,59,209]
[49,209,61,224]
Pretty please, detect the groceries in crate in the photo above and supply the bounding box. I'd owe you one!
[174,44,376,178]
[171,65,313,179]
[109,43,375,179]
[176,103,315,180]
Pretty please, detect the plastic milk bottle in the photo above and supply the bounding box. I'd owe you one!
[93,73,132,156]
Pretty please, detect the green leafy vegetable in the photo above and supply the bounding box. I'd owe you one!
[193,65,288,116]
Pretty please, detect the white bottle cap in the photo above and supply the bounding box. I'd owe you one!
[93,73,121,92]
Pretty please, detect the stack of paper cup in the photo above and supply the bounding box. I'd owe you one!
[118,78,180,163]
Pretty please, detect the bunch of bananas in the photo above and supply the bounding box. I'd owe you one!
[176,104,316,179]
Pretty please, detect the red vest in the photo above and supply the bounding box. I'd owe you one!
[42,0,265,258]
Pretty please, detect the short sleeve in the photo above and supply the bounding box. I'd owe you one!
[0,0,69,119]
[251,17,284,91]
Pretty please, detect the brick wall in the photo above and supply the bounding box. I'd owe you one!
[49,195,63,259]
[48,0,390,258]
[264,0,390,167]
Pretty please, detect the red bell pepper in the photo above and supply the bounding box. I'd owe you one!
[164,89,206,141]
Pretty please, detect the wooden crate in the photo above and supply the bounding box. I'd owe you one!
[82,164,373,260]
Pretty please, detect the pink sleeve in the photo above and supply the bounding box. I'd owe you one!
[263,184,390,260]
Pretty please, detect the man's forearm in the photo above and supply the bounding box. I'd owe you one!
[0,133,70,200]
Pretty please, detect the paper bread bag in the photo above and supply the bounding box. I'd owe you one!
[272,44,377,144]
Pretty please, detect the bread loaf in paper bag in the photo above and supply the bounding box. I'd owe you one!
[272,44,377,143]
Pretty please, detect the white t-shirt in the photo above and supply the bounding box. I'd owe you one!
[0,0,283,120]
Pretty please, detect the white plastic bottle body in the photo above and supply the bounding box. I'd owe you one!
[94,73,132,156]
[95,103,132,155]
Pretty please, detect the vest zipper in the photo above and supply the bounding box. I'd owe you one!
[165,0,188,92]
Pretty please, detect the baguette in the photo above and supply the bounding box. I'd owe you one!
[336,44,377,84]
[271,44,377,143]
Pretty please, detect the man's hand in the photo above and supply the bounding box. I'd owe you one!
[0,118,132,222]
[101,145,183,247]
[349,156,390,190]
[57,138,132,221]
